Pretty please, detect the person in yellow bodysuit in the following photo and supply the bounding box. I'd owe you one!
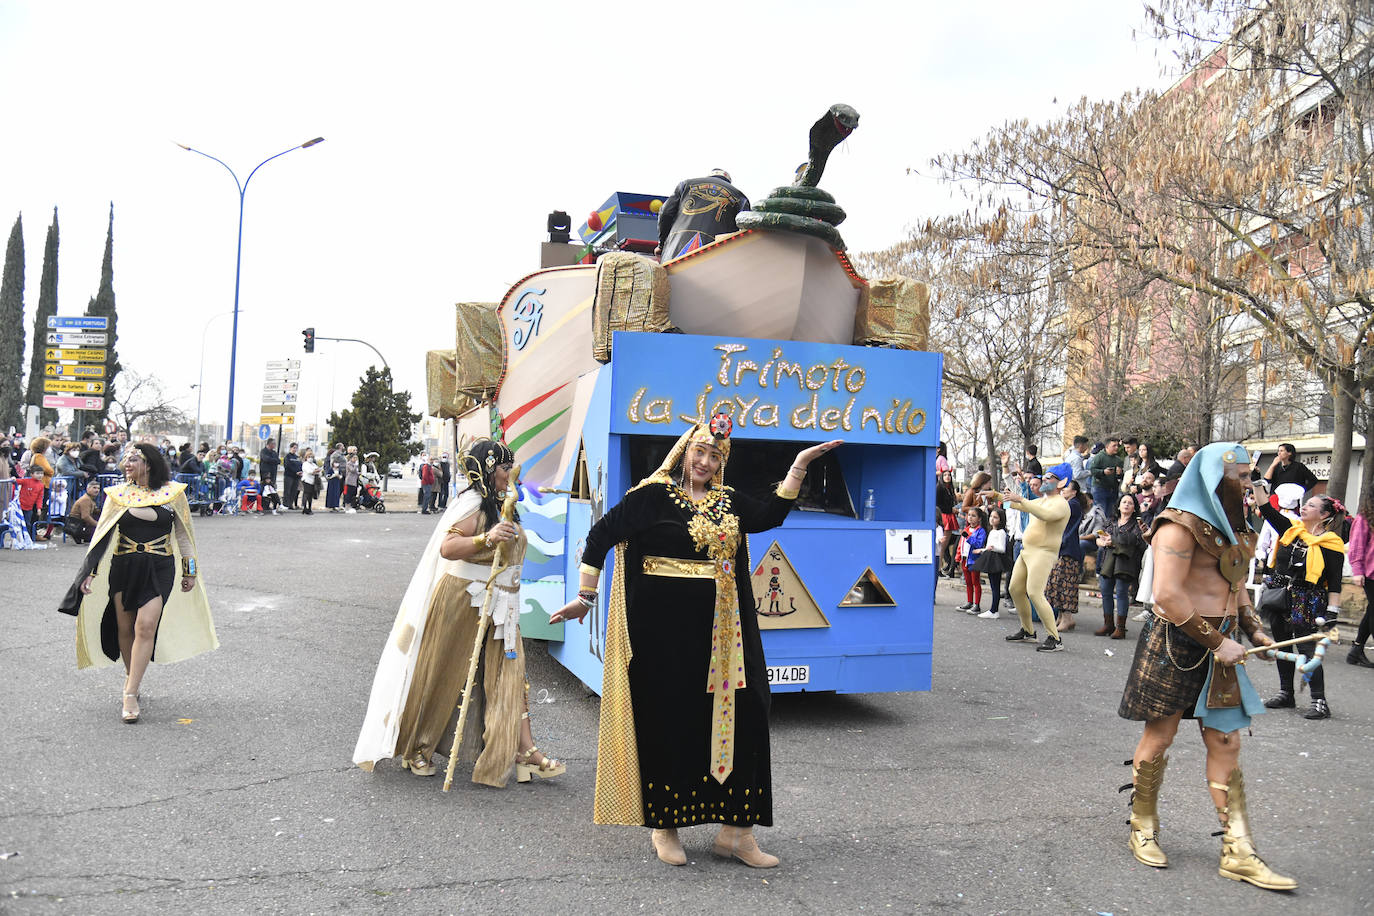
[1002,463,1074,652]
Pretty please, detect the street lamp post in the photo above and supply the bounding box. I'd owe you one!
[192,309,243,450]
[177,137,324,445]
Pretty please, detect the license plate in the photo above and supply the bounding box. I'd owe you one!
[766,665,810,686]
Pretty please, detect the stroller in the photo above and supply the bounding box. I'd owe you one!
[358,454,387,513]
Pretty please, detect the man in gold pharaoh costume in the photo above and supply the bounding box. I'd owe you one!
[1117,443,1293,890]
[552,415,841,868]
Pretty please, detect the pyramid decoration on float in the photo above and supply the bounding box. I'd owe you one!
[751,541,829,630]
[839,567,896,607]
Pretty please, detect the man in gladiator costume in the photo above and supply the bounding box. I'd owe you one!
[1118,443,1292,891]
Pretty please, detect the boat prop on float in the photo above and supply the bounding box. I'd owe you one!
[425,104,945,696]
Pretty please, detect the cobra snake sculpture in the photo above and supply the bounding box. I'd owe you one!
[736,103,859,250]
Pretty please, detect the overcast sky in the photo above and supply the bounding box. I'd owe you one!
[0,1,1171,442]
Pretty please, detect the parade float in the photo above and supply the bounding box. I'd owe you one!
[427,105,944,694]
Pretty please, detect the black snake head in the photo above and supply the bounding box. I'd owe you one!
[828,103,860,139]
[797,103,860,187]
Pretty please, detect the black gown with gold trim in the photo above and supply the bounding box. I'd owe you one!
[583,481,793,829]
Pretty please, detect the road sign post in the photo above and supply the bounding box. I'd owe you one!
[45,363,107,379]
[45,331,108,347]
[42,394,105,410]
[43,379,106,394]
[47,316,109,330]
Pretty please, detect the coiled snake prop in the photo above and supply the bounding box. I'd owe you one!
[736,103,859,250]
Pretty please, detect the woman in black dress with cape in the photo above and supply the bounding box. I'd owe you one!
[552,415,840,868]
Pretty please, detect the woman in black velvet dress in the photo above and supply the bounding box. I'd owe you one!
[552,417,840,869]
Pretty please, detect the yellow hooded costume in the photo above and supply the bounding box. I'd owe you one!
[61,481,217,669]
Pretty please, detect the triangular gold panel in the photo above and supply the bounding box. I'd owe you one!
[839,567,896,607]
[751,540,830,630]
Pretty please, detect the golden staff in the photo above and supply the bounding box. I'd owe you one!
[442,464,521,792]
[1244,626,1341,657]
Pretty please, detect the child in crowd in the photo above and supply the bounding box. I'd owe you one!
[976,508,1013,619]
[261,481,281,514]
[67,480,102,544]
[238,471,262,513]
[958,506,988,613]
[17,467,45,537]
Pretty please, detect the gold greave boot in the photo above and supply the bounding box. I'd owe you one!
[1126,754,1168,868]
[1213,768,1297,891]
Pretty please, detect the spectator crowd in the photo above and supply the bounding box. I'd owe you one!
[2,427,458,547]
[936,435,1372,718]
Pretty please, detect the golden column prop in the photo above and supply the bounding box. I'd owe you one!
[442,464,522,792]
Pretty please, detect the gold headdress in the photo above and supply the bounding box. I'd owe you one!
[635,413,731,492]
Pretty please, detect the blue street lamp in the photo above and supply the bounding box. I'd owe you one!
[177,137,324,443]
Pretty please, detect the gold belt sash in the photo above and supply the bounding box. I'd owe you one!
[642,553,744,785]
[113,534,172,557]
[642,556,714,578]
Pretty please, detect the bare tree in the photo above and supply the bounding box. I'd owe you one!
[109,370,192,437]
[933,0,1374,503]
[862,211,1069,483]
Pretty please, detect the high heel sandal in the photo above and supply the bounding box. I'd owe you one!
[121,693,140,724]
[514,746,565,782]
[403,756,436,776]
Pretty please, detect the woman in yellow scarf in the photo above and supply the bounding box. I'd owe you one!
[1251,479,1346,719]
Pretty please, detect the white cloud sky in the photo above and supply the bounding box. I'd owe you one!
[0,0,1171,442]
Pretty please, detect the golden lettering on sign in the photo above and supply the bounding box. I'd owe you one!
[629,343,929,439]
[645,398,673,424]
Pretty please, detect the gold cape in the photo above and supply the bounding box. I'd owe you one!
[73,482,218,670]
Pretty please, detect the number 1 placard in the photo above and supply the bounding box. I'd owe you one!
[885,529,933,565]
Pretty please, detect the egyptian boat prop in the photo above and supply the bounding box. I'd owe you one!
[428,104,943,694]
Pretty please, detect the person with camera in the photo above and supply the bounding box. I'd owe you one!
[1251,478,1346,719]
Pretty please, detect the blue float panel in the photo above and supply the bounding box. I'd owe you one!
[548,332,942,695]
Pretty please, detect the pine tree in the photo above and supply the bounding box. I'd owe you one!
[84,203,120,421]
[0,214,25,432]
[25,207,59,426]
[326,367,422,471]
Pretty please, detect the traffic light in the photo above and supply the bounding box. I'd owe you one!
[302,327,315,353]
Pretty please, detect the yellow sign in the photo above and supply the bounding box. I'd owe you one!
[43,378,106,394]
[45,347,106,362]
[46,362,107,379]
[751,540,830,630]
[258,415,291,425]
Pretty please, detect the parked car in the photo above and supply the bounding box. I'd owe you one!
[387,463,404,479]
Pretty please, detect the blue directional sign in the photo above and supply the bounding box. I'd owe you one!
[47,315,110,330]
[258,424,271,441]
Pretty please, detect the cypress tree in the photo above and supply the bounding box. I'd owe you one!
[0,214,25,432]
[25,207,59,426]
[85,202,120,422]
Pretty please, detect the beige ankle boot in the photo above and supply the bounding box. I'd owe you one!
[713,826,779,868]
[650,828,686,866]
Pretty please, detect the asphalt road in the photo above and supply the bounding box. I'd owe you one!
[2,510,1370,914]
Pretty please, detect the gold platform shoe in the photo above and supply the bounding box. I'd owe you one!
[1126,754,1169,868]
[1213,768,1297,891]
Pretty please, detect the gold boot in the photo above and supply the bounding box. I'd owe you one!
[1213,768,1297,891]
[1126,754,1168,868]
